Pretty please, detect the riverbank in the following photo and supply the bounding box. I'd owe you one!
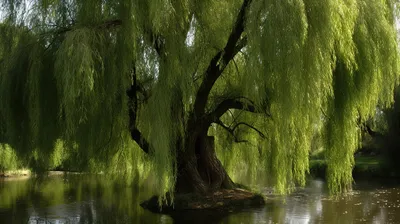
[2,156,394,181]
[309,156,398,179]
[0,170,87,180]
[0,169,30,178]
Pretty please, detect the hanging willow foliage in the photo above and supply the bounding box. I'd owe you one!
[0,0,399,198]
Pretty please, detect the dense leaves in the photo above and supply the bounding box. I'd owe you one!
[0,0,399,198]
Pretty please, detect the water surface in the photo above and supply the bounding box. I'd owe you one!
[1,175,400,223]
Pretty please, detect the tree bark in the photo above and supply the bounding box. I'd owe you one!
[175,134,235,194]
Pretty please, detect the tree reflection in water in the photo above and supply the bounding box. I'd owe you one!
[1,176,400,223]
[0,175,172,224]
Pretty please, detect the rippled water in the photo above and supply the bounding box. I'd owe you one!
[1,175,400,224]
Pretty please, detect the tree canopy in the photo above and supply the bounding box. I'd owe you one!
[0,0,399,199]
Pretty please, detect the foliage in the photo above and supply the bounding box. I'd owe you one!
[0,144,19,172]
[0,0,399,198]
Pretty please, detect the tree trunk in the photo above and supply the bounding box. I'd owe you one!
[175,135,235,194]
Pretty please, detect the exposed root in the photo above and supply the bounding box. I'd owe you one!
[141,188,265,214]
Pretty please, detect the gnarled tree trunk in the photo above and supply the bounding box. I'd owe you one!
[175,134,235,194]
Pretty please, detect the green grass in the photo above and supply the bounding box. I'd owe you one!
[309,155,387,179]
[355,156,382,166]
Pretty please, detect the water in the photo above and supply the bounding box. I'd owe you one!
[1,174,400,224]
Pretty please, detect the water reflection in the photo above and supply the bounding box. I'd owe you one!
[1,176,400,223]
[221,179,400,224]
[0,175,172,224]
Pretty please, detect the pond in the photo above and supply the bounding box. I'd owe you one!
[1,174,400,223]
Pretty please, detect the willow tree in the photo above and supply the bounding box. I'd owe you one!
[0,0,399,200]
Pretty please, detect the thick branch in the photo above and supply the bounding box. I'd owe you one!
[210,98,262,120]
[127,68,150,154]
[130,128,150,154]
[192,0,252,118]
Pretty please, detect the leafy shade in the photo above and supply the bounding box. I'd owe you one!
[0,0,399,197]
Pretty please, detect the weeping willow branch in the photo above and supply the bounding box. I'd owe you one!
[230,122,266,139]
[232,58,240,75]
[58,19,122,34]
[49,18,165,58]
[214,119,248,143]
[38,19,122,38]
[214,118,266,143]
[43,17,155,155]
[320,107,330,120]
[193,0,252,117]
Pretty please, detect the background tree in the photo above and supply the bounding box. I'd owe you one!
[362,87,400,172]
[384,88,400,168]
[0,0,399,202]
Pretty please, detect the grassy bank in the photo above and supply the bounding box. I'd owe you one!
[309,156,397,179]
[0,170,87,179]
[0,169,31,179]
[1,156,394,181]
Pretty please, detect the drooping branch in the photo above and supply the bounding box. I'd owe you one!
[40,19,123,52]
[214,119,248,143]
[192,0,252,118]
[214,118,266,143]
[230,122,266,139]
[320,107,330,119]
[47,18,166,58]
[40,19,123,36]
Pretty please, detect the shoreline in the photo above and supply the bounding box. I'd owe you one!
[0,170,87,181]
[141,188,266,215]
[0,169,31,177]
[309,156,399,179]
